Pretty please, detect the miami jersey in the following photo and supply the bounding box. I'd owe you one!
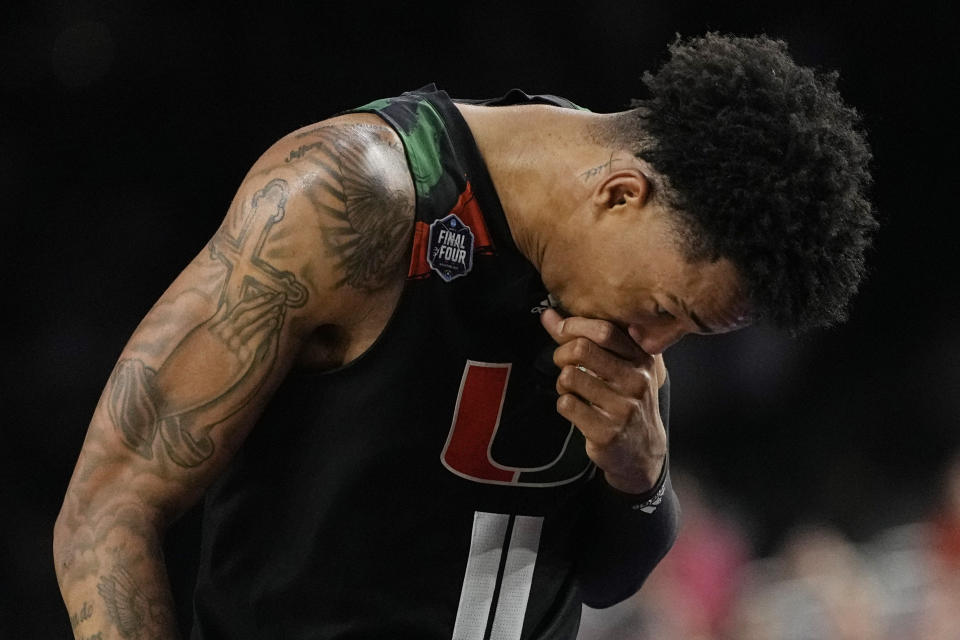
[191,84,677,640]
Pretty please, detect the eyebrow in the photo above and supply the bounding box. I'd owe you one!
[689,311,715,334]
[667,293,715,334]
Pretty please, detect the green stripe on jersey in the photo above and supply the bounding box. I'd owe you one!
[353,97,393,112]
[400,100,445,194]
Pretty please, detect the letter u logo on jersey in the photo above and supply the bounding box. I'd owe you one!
[440,360,592,487]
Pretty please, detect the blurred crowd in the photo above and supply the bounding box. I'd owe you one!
[578,452,960,640]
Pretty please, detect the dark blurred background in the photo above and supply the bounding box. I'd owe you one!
[2,1,957,637]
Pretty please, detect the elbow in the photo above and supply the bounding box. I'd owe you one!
[580,575,650,610]
[52,481,166,589]
[52,510,70,585]
[53,500,88,590]
[52,485,90,587]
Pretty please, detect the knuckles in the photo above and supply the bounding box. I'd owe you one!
[571,337,593,362]
[611,400,639,426]
[556,393,577,415]
[558,365,579,390]
[552,337,594,367]
[624,365,654,397]
[593,322,615,346]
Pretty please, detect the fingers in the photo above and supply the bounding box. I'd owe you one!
[553,338,657,399]
[556,391,621,447]
[552,336,620,382]
[556,364,633,420]
[541,308,648,362]
[557,382,667,487]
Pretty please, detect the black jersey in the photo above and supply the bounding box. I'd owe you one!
[191,85,677,640]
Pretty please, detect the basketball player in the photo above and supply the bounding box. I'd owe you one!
[54,33,876,639]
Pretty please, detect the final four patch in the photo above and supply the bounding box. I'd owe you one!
[427,213,474,282]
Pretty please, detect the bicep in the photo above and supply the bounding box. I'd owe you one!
[69,115,413,521]
[72,155,344,520]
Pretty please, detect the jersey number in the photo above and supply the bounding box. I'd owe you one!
[452,511,543,640]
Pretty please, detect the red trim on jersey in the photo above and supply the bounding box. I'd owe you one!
[452,182,495,255]
[408,221,431,279]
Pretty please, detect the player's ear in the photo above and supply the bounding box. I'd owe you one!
[593,170,651,213]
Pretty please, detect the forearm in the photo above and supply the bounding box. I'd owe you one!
[575,468,680,608]
[575,372,679,608]
[54,422,185,640]
[54,492,181,640]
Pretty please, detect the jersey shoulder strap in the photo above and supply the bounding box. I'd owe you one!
[455,86,590,111]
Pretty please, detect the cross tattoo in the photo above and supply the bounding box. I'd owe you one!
[209,178,308,311]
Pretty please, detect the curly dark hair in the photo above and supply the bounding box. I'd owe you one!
[616,33,877,332]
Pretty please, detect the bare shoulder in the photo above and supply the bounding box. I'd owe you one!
[52,115,417,604]
[245,114,414,303]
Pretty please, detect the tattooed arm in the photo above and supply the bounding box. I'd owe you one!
[53,115,414,639]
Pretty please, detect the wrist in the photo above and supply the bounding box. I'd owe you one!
[603,455,666,495]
